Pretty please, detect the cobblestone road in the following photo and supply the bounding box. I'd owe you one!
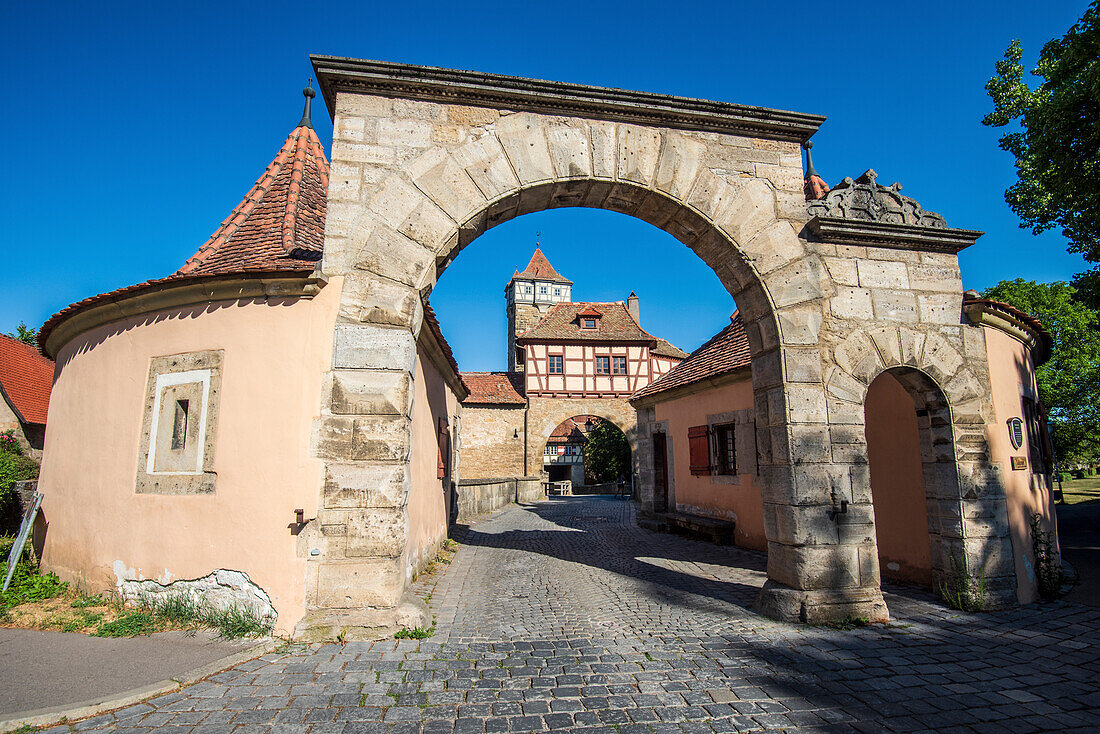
[48,496,1100,733]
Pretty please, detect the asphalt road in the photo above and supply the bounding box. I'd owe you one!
[0,628,256,718]
[1058,500,1100,606]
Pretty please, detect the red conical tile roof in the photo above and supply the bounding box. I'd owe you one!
[178,106,329,276]
[512,248,572,284]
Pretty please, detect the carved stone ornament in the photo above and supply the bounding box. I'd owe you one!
[808,169,947,228]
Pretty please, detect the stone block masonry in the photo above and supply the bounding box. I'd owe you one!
[455,476,543,522]
[303,56,1019,634]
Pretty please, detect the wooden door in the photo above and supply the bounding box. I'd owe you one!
[652,432,668,513]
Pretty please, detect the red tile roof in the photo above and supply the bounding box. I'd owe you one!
[631,313,751,401]
[547,415,601,442]
[511,248,572,284]
[422,301,464,388]
[178,119,329,276]
[39,97,330,356]
[651,337,688,360]
[460,372,526,405]
[0,334,54,425]
[516,302,657,344]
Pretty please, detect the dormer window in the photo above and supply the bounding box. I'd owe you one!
[581,318,597,329]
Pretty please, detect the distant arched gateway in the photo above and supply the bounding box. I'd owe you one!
[35,59,1058,640]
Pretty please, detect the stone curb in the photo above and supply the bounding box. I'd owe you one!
[0,637,281,733]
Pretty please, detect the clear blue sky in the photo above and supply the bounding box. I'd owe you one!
[1,1,1090,371]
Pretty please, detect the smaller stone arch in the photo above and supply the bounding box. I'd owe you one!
[538,414,633,488]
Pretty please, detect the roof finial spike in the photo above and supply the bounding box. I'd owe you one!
[802,140,831,202]
[299,78,316,129]
[802,140,819,178]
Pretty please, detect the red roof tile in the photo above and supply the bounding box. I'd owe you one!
[547,415,601,442]
[511,248,572,284]
[460,372,526,405]
[516,302,657,344]
[39,96,330,356]
[422,301,464,389]
[651,337,688,360]
[631,313,751,401]
[0,334,54,425]
[178,119,329,276]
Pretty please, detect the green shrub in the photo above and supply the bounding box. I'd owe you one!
[0,436,40,534]
[0,554,67,609]
[1073,469,1086,479]
[1030,513,1065,600]
[1055,473,1066,483]
[394,623,435,640]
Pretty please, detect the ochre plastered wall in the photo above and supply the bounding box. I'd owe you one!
[38,280,341,635]
[864,373,934,587]
[982,326,1056,603]
[648,377,765,550]
[406,345,459,579]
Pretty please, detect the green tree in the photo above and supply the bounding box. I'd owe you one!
[982,279,1100,463]
[4,322,38,346]
[982,4,1100,280]
[583,421,631,484]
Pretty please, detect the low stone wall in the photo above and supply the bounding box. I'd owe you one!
[456,477,543,522]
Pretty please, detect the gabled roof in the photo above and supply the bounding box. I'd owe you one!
[516,302,656,343]
[460,372,526,405]
[631,313,751,402]
[652,337,688,360]
[0,334,54,425]
[178,93,329,276]
[510,248,572,284]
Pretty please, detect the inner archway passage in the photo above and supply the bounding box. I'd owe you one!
[865,371,936,587]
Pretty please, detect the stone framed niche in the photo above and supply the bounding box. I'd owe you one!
[136,350,223,494]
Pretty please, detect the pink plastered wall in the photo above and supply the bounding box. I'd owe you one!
[982,326,1056,604]
[864,372,934,587]
[650,376,765,550]
[406,344,460,580]
[37,278,342,635]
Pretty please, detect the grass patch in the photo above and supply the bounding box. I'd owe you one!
[1056,475,1100,505]
[394,623,435,640]
[94,610,159,637]
[0,546,272,639]
[138,593,273,639]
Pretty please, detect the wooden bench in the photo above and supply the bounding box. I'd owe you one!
[664,512,736,546]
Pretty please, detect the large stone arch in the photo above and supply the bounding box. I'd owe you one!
[529,402,638,479]
[299,57,1009,636]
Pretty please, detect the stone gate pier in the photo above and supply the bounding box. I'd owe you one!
[302,56,1016,633]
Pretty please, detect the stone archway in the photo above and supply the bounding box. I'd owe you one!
[299,57,1014,635]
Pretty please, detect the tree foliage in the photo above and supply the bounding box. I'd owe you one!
[4,322,38,346]
[583,421,631,484]
[982,4,1100,264]
[981,279,1100,463]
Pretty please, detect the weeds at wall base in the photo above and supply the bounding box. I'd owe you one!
[1029,512,1064,600]
[938,555,988,612]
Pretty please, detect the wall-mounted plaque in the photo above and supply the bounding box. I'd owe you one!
[1011,456,1028,471]
[1008,417,1025,450]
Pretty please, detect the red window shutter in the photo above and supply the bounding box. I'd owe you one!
[688,425,712,476]
[437,417,449,479]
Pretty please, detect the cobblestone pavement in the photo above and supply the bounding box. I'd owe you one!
[46,496,1100,733]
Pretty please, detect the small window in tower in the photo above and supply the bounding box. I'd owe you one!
[549,355,563,374]
[596,356,610,374]
[539,286,548,294]
[171,399,189,450]
[554,288,561,296]
[581,318,596,329]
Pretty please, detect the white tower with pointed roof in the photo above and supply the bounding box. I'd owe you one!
[506,248,572,372]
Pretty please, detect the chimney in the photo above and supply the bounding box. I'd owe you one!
[627,291,640,324]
